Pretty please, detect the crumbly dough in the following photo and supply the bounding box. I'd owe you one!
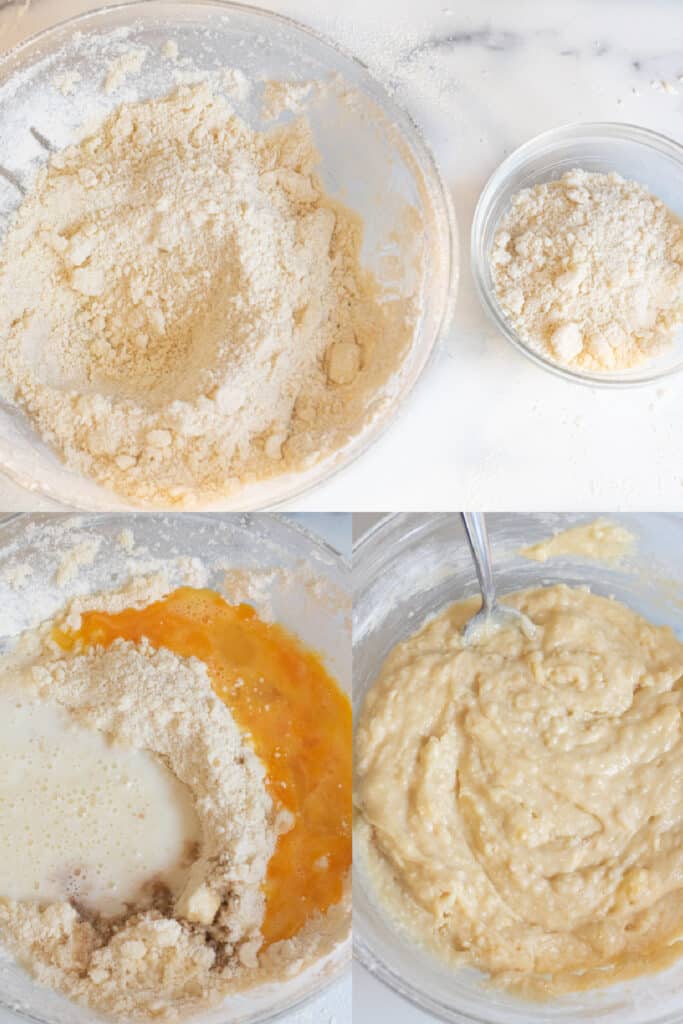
[0,578,348,1020]
[490,169,683,371]
[104,50,147,95]
[0,83,415,505]
[521,517,635,564]
[355,584,683,996]
[54,536,102,586]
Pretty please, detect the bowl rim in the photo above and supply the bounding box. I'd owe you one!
[0,0,458,512]
[0,509,351,1024]
[470,119,683,389]
[0,510,351,570]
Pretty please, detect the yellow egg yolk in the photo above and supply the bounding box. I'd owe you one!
[54,586,351,946]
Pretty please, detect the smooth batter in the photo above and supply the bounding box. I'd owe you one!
[355,584,683,995]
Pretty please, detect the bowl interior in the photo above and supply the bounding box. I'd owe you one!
[0,0,454,510]
[472,125,683,386]
[353,512,683,1024]
[0,511,350,1024]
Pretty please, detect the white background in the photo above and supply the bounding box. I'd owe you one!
[1,0,682,512]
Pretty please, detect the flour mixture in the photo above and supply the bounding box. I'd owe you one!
[0,571,351,1021]
[490,169,682,371]
[355,584,683,995]
[0,81,415,505]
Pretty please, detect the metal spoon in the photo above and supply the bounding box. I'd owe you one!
[462,512,535,643]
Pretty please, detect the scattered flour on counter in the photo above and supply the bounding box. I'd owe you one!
[490,169,683,371]
[650,78,679,95]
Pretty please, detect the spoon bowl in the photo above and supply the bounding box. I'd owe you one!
[463,600,533,644]
[461,512,535,642]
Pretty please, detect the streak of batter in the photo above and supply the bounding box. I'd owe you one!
[354,584,683,995]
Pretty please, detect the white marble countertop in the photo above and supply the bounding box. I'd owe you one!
[1,0,682,512]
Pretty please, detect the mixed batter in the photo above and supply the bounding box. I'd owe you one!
[0,581,351,1020]
[355,583,683,995]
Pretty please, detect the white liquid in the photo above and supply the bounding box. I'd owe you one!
[0,691,200,916]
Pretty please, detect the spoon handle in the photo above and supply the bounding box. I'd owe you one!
[462,512,496,615]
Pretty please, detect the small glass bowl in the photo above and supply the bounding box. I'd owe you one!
[471,122,683,387]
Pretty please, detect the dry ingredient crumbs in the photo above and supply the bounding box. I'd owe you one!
[116,528,136,553]
[0,81,415,506]
[54,537,102,587]
[53,69,81,96]
[162,40,179,61]
[490,169,683,371]
[0,561,33,588]
[104,49,147,95]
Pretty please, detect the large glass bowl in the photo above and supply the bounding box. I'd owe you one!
[353,512,683,1024]
[0,511,351,1023]
[471,123,683,387]
[0,1,457,510]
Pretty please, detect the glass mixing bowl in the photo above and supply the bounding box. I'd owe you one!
[353,512,683,1024]
[0,1,457,511]
[0,511,350,1024]
[471,122,683,387]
